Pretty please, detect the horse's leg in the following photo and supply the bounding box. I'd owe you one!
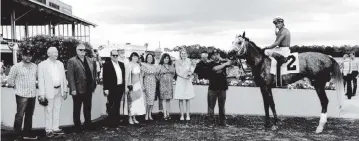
[313,83,329,133]
[267,88,279,130]
[260,86,271,128]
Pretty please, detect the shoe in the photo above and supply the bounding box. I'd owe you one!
[129,119,134,125]
[22,135,38,140]
[53,129,65,135]
[84,123,96,131]
[133,119,139,124]
[186,115,190,121]
[180,115,184,121]
[46,131,54,138]
[219,121,228,127]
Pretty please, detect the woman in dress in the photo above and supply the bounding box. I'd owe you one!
[157,53,176,120]
[127,52,146,124]
[174,49,196,120]
[141,54,158,120]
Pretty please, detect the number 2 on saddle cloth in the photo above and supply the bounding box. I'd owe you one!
[265,47,299,87]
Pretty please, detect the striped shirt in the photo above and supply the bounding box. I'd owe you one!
[7,62,37,97]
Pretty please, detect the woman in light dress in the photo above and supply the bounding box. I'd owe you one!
[126,52,146,124]
[174,49,196,120]
[157,53,176,120]
[141,54,157,120]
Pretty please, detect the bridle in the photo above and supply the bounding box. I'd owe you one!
[232,36,248,57]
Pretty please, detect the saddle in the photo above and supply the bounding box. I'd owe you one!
[264,47,292,87]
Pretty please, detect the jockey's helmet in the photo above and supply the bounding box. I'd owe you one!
[273,17,284,24]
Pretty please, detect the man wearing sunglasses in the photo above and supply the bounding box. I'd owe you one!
[102,50,126,127]
[67,44,97,132]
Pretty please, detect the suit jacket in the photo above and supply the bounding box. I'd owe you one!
[103,60,126,91]
[67,56,97,94]
[38,59,67,99]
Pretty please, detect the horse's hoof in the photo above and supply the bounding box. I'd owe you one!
[271,125,279,131]
[315,127,323,134]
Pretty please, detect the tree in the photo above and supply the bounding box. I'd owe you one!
[17,35,93,69]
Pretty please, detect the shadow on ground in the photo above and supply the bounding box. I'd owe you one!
[2,114,359,141]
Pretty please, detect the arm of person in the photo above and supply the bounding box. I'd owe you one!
[265,30,288,49]
[37,63,45,98]
[102,62,109,92]
[60,62,68,99]
[66,59,76,95]
[213,61,231,71]
[6,65,17,87]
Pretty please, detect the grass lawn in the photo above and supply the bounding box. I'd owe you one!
[2,114,359,141]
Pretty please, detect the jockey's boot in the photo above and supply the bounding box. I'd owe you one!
[272,52,288,87]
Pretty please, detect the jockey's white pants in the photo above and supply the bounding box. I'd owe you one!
[264,47,291,57]
[264,47,291,75]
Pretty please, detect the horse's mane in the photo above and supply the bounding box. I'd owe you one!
[241,36,265,55]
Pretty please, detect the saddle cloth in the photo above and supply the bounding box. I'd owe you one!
[264,47,299,75]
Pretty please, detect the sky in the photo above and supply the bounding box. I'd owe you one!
[62,0,359,51]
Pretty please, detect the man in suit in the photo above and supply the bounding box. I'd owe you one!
[38,47,68,137]
[103,50,126,127]
[67,44,97,132]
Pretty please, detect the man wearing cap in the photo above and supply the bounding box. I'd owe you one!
[7,48,39,140]
[206,49,232,126]
[264,17,291,86]
[38,47,68,137]
[67,44,97,132]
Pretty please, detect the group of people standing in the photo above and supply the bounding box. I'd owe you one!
[7,44,97,140]
[341,52,358,99]
[102,48,234,127]
[103,48,197,127]
[6,43,234,140]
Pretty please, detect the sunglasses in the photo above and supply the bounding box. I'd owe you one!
[77,49,86,52]
[112,55,119,57]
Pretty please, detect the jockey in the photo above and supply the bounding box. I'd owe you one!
[264,17,291,66]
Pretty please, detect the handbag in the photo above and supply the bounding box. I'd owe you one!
[38,97,48,106]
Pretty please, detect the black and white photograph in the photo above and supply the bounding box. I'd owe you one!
[1,0,359,140]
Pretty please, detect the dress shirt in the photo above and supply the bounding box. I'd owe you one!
[50,61,61,87]
[112,60,123,85]
[7,62,37,97]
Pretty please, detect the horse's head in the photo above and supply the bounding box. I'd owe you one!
[228,32,248,60]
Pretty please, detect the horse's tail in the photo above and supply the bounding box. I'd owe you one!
[330,57,344,109]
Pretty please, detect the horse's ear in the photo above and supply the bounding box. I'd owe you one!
[242,32,246,38]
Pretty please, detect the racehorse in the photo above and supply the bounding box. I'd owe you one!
[229,32,344,133]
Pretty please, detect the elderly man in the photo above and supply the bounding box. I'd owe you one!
[67,44,97,132]
[38,47,68,137]
[7,48,38,140]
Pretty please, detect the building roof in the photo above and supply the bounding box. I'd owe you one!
[1,0,96,26]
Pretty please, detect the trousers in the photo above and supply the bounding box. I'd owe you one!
[207,89,227,122]
[72,92,93,127]
[13,95,36,136]
[45,88,62,132]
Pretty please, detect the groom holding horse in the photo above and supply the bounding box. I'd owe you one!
[264,17,291,86]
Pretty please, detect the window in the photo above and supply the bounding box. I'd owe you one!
[49,2,60,10]
[36,0,46,4]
